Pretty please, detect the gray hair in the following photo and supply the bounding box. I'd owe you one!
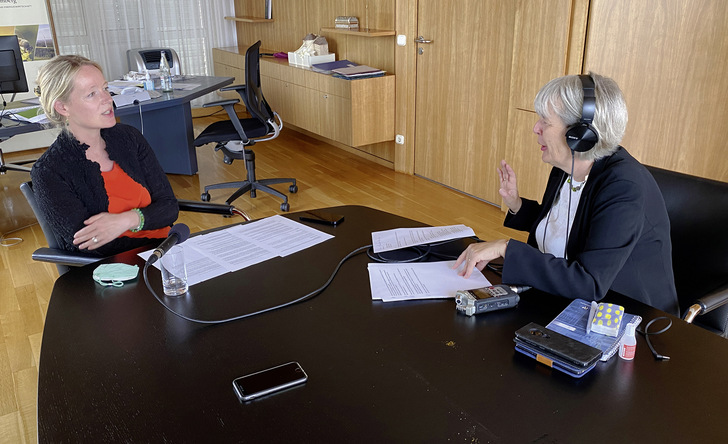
[36,55,104,126]
[534,72,628,161]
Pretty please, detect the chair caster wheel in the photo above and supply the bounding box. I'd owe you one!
[201,192,210,202]
[289,184,298,193]
[280,202,290,212]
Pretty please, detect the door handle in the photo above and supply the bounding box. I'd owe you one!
[415,36,433,44]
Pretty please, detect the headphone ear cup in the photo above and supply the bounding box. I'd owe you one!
[565,123,598,152]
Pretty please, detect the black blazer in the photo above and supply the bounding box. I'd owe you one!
[502,147,679,315]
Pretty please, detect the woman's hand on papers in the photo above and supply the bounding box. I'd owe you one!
[453,239,509,279]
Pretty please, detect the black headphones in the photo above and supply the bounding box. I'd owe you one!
[565,74,598,152]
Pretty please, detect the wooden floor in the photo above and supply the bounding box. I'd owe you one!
[0,115,527,443]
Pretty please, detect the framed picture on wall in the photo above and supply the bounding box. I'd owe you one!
[0,0,58,100]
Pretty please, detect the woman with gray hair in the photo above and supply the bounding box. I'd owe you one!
[454,73,678,314]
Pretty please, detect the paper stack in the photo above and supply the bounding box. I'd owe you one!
[331,65,385,79]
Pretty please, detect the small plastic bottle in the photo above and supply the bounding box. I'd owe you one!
[143,69,154,91]
[159,51,173,92]
[619,323,637,360]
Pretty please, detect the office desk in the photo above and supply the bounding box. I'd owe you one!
[114,76,233,175]
[0,120,43,141]
[37,206,727,442]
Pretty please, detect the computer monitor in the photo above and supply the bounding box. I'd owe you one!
[0,35,29,96]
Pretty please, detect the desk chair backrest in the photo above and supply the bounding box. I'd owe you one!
[20,181,72,275]
[244,41,275,126]
[646,166,728,336]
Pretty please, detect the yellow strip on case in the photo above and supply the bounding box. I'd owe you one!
[536,354,554,368]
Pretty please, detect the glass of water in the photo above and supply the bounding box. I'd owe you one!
[160,245,188,296]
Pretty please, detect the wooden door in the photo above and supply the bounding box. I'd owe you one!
[413,1,515,205]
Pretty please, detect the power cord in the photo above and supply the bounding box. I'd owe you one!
[638,316,672,361]
[134,99,143,134]
[142,237,482,324]
[143,244,371,324]
[365,237,479,263]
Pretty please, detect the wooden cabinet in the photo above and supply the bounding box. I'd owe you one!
[213,47,394,148]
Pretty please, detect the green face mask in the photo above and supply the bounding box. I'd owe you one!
[92,263,139,287]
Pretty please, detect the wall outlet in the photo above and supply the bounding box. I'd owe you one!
[395,134,405,144]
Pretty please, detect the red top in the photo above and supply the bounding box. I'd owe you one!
[101,163,170,239]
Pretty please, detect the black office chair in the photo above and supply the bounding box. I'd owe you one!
[646,166,728,337]
[20,181,250,275]
[194,41,297,212]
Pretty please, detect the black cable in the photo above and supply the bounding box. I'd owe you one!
[135,99,143,134]
[485,262,504,276]
[192,108,226,119]
[367,244,430,263]
[365,237,480,263]
[637,316,672,361]
[143,244,371,324]
[565,152,575,258]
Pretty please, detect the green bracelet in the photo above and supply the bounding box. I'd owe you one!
[131,208,145,232]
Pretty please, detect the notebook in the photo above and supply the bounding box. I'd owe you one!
[546,299,642,362]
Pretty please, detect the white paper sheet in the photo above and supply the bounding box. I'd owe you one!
[368,260,491,302]
[138,216,334,286]
[371,225,476,253]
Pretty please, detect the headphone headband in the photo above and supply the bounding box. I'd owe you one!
[579,75,596,125]
[565,74,598,152]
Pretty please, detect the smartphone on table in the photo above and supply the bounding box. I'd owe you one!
[299,210,345,226]
[232,361,308,402]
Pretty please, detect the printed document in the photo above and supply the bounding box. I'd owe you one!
[371,225,476,253]
[139,216,333,286]
[368,260,491,302]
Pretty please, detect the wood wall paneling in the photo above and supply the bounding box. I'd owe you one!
[503,0,590,206]
[584,0,728,182]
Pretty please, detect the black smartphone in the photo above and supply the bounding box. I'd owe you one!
[299,210,345,226]
[514,323,602,367]
[232,362,308,402]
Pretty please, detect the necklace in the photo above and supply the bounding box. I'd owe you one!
[567,175,588,192]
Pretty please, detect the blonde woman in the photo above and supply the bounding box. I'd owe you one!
[31,55,177,256]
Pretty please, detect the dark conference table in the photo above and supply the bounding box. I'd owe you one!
[113,75,233,175]
[37,206,728,442]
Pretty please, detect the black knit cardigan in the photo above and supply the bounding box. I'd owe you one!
[30,123,178,257]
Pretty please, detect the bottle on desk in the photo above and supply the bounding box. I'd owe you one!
[143,69,155,91]
[618,323,637,360]
[159,51,173,93]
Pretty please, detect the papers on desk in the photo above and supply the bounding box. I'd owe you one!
[368,261,490,302]
[139,215,333,286]
[371,224,476,253]
[0,103,47,123]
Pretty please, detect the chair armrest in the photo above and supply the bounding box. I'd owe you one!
[683,283,728,323]
[220,84,245,92]
[201,98,239,109]
[32,247,100,267]
[178,199,251,221]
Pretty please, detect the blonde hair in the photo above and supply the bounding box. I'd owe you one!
[36,55,104,126]
[534,72,628,161]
